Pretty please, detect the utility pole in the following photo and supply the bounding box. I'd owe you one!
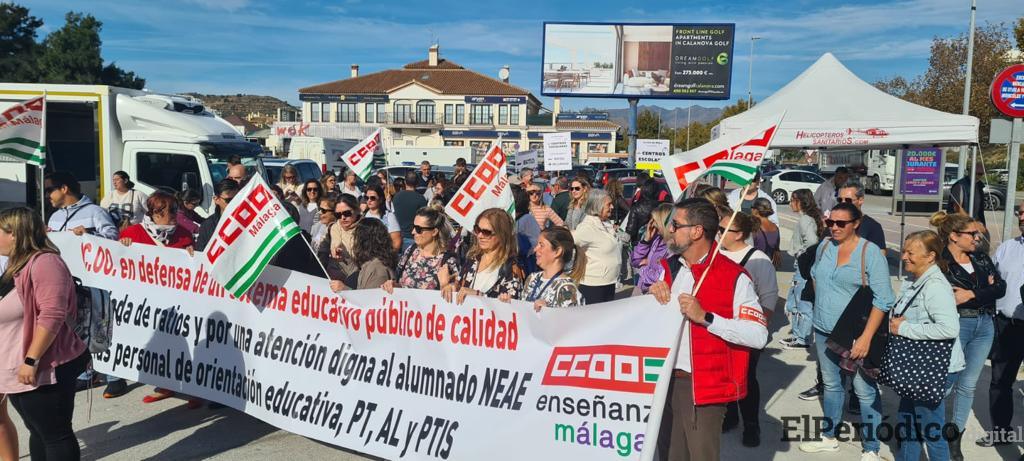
[748,36,761,108]
[957,0,977,176]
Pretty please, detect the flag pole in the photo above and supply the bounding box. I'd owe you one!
[299,235,333,282]
[692,207,738,294]
[38,91,47,220]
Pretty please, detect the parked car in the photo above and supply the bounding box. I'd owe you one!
[588,161,627,171]
[762,169,826,204]
[599,168,652,187]
[941,166,1006,211]
[373,165,456,184]
[262,158,322,185]
[620,176,669,206]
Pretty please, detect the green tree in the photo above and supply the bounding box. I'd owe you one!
[37,12,104,84]
[875,22,1015,143]
[1015,17,1024,50]
[0,2,43,82]
[101,62,145,89]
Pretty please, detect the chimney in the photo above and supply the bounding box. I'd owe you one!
[350,65,359,78]
[553,97,562,119]
[428,44,439,67]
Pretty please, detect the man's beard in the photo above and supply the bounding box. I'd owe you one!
[669,240,690,255]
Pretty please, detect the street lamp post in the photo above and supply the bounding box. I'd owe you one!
[748,36,761,108]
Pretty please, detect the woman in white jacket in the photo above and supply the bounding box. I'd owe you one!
[572,189,623,304]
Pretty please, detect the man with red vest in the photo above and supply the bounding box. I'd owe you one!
[648,198,769,461]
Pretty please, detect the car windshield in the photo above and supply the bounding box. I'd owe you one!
[202,142,265,184]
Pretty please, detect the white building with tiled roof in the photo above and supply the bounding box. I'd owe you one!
[271,45,620,165]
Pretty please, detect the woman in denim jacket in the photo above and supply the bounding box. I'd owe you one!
[891,230,965,461]
[930,211,1004,460]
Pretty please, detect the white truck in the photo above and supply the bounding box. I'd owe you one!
[287,136,359,175]
[0,83,265,217]
[862,149,899,195]
[387,146,471,167]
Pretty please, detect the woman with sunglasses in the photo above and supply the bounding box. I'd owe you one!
[442,208,524,304]
[632,203,673,294]
[717,211,778,447]
[930,211,1004,458]
[298,179,323,232]
[382,207,460,293]
[799,202,894,457]
[565,177,592,231]
[276,164,303,207]
[317,194,360,285]
[572,189,623,304]
[340,170,362,198]
[320,173,341,199]
[523,226,586,309]
[310,197,337,249]
[174,189,202,235]
[363,184,402,252]
[528,183,564,229]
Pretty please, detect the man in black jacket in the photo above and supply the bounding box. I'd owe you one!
[195,179,241,251]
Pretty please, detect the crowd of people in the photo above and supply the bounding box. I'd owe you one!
[1,157,1023,461]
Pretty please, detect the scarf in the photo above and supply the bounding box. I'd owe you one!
[142,215,177,246]
[329,221,356,256]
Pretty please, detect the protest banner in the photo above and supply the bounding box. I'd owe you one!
[543,132,572,171]
[635,139,669,172]
[53,232,680,461]
[660,114,784,200]
[514,149,538,172]
[204,174,301,298]
[341,129,382,181]
[0,95,46,166]
[444,144,514,229]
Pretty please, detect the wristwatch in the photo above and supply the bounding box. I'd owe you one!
[23,357,37,367]
[704,313,715,326]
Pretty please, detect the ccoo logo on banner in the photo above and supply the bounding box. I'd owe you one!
[444,144,514,229]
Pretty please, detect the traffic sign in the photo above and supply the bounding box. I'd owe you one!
[991,64,1024,118]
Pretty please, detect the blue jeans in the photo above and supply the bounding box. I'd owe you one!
[786,269,813,344]
[815,330,883,453]
[896,373,958,461]
[946,314,994,431]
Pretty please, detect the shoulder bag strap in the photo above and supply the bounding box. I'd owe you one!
[895,281,929,317]
[60,206,84,231]
[739,247,757,267]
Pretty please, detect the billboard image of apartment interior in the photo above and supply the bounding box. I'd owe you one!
[542,24,671,96]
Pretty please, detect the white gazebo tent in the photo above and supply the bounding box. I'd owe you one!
[713,53,979,147]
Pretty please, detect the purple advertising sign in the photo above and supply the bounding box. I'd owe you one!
[900,147,942,195]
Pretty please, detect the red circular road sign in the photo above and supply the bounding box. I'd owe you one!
[991,64,1024,118]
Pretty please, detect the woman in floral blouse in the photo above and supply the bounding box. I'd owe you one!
[443,208,524,303]
[522,226,586,309]
[381,207,459,292]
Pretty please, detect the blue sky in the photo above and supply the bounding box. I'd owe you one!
[21,0,1023,112]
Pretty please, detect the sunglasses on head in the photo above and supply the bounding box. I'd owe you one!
[473,225,495,237]
[412,224,436,234]
[334,210,355,218]
[825,219,854,228]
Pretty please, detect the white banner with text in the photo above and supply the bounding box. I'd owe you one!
[52,233,680,461]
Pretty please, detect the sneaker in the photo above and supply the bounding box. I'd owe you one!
[784,341,810,350]
[778,336,797,346]
[742,427,761,447]
[103,379,128,399]
[798,385,822,401]
[799,437,839,453]
[860,451,882,461]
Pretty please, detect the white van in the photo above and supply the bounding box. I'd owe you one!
[288,137,359,174]
[0,83,265,217]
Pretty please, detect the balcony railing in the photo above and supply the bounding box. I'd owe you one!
[377,112,441,127]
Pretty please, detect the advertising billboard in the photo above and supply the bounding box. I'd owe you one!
[541,22,735,100]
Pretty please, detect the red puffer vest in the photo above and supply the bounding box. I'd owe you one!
[660,249,752,405]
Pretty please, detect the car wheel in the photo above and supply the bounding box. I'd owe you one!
[871,175,882,195]
[772,189,788,204]
[985,193,1002,211]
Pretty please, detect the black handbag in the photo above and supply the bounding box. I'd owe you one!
[879,280,955,404]
[823,239,888,374]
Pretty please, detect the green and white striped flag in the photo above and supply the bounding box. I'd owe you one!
[0,95,46,166]
[204,173,302,298]
[339,128,380,182]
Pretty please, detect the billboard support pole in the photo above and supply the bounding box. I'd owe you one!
[628,98,639,168]
[1003,118,1022,240]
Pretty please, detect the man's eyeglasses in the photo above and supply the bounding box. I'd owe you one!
[669,221,698,231]
[838,197,856,204]
[335,210,355,219]
[473,225,495,238]
[825,219,854,228]
[412,225,436,234]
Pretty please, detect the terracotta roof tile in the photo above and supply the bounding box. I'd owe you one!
[299,59,540,106]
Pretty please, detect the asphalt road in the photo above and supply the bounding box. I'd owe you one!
[6,204,1024,460]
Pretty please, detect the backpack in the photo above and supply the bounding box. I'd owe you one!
[71,277,113,353]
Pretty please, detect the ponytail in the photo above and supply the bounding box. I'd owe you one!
[568,244,587,283]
